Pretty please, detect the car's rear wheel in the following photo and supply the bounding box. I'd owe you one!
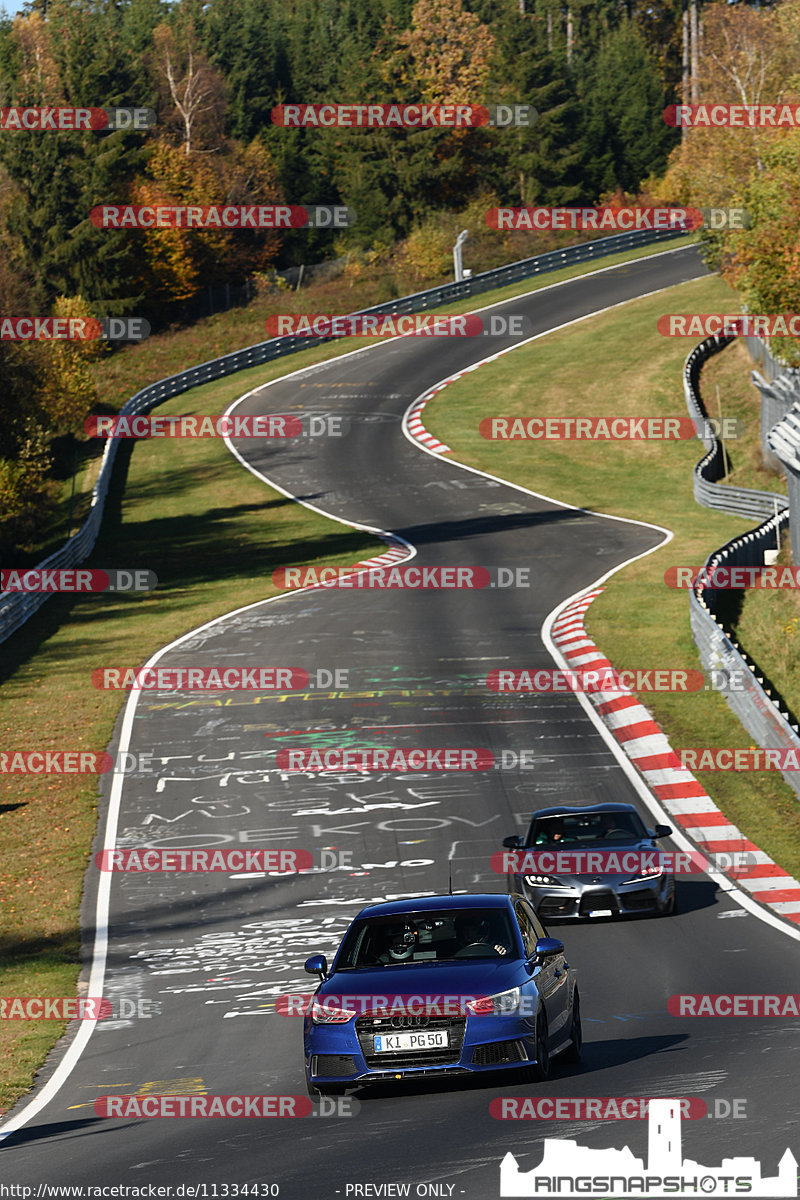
[520,1011,550,1082]
[562,991,582,1063]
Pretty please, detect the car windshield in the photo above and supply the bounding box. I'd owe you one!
[527,811,646,845]
[334,908,518,968]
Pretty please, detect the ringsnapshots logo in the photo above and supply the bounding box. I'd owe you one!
[499,1098,797,1197]
[90,204,354,229]
[265,313,530,338]
[1,317,149,341]
[271,565,531,589]
[664,102,800,128]
[478,416,744,441]
[1,569,156,592]
[0,106,155,131]
[271,102,538,128]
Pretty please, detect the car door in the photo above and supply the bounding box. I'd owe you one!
[515,898,570,1038]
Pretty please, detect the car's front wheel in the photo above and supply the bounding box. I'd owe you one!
[520,1011,550,1083]
[562,991,582,1063]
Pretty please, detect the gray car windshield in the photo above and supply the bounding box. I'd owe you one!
[528,811,646,845]
[335,908,518,968]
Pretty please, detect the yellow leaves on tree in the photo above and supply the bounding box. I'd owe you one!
[129,139,283,305]
[385,0,495,107]
[654,1,800,210]
[10,12,61,104]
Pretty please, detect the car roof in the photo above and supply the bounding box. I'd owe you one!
[530,802,639,818]
[354,893,514,920]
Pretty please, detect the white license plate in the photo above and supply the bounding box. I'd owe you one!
[373,1030,449,1053]
[589,908,613,917]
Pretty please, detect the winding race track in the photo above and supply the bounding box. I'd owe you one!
[3,246,799,1197]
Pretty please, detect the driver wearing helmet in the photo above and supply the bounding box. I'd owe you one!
[377,922,419,963]
[454,913,508,956]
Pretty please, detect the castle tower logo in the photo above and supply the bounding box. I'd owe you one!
[500,1098,797,1197]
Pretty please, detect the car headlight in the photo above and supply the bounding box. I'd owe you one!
[524,874,570,888]
[310,998,357,1024]
[467,987,521,1015]
[622,867,664,885]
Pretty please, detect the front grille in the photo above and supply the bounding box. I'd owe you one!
[356,1014,466,1068]
[619,890,659,911]
[538,895,578,917]
[472,1040,527,1066]
[313,1054,357,1078]
[579,889,619,917]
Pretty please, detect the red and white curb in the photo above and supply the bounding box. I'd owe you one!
[551,587,800,926]
[351,542,412,570]
[405,389,453,454]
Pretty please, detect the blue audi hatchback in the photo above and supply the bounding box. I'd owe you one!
[303,893,581,1094]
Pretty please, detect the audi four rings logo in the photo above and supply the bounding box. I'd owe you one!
[391,1015,429,1028]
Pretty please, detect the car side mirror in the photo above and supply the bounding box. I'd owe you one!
[503,835,523,849]
[533,937,564,961]
[653,824,672,838]
[304,954,328,980]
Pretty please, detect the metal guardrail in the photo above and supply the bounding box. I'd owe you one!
[683,335,800,798]
[0,224,690,644]
[767,404,800,563]
[741,333,800,384]
[682,333,788,519]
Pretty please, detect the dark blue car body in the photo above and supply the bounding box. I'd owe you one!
[302,893,580,1093]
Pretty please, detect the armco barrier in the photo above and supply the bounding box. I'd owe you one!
[683,335,800,799]
[767,406,800,564]
[0,225,689,645]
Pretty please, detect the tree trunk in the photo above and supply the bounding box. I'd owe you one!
[690,0,700,105]
[682,0,690,141]
[566,8,573,67]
